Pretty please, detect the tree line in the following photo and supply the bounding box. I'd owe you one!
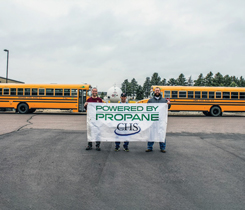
[121,72,245,100]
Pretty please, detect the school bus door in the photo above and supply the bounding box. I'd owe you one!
[78,89,86,112]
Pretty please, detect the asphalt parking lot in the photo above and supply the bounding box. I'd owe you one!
[0,113,245,210]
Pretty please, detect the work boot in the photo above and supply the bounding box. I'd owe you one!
[115,147,120,151]
[145,149,153,152]
[124,147,129,152]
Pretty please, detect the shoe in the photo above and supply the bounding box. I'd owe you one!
[96,147,101,151]
[160,149,166,153]
[86,146,92,150]
[124,147,129,152]
[115,147,120,151]
[145,149,153,152]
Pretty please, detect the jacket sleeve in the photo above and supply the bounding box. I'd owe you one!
[84,103,87,110]
[164,98,171,109]
[162,98,171,109]
[147,98,153,103]
[84,99,89,110]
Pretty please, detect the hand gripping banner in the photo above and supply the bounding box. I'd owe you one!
[87,103,168,142]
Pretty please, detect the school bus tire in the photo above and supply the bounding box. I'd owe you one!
[17,103,29,114]
[28,108,36,113]
[210,106,222,117]
[203,111,209,116]
[203,111,212,116]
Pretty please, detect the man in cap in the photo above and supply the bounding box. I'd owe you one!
[115,93,129,152]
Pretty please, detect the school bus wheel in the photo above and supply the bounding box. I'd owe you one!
[28,108,36,113]
[17,103,29,114]
[203,111,211,116]
[210,106,222,117]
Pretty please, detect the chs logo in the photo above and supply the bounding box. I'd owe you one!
[114,123,141,136]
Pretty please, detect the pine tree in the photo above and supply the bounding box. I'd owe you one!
[230,76,239,86]
[187,76,193,86]
[176,73,187,86]
[143,77,151,98]
[223,75,232,87]
[160,78,167,85]
[213,72,224,86]
[136,85,144,100]
[229,81,237,87]
[100,92,105,99]
[239,76,245,87]
[194,73,204,86]
[150,72,161,86]
[204,71,213,86]
[121,79,132,96]
[167,78,176,86]
[131,78,138,99]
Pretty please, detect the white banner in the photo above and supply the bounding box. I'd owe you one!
[87,103,168,142]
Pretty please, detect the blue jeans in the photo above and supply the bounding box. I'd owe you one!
[115,141,129,148]
[147,140,166,150]
[88,141,100,147]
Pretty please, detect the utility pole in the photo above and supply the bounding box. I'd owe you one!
[4,49,9,83]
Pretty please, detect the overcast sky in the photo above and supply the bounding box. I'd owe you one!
[1,0,245,91]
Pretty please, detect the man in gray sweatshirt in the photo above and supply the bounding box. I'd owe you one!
[146,87,171,153]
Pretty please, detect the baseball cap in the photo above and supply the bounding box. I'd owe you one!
[121,93,127,97]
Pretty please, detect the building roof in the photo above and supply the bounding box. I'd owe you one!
[0,76,24,83]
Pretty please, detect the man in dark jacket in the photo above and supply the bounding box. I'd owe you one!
[146,87,171,153]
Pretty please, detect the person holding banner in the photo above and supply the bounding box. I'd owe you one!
[115,93,129,152]
[146,87,171,153]
[84,87,103,151]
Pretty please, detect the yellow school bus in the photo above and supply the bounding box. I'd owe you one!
[138,86,245,116]
[0,84,91,113]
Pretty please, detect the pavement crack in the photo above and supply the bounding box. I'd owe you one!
[200,136,245,162]
[96,144,113,186]
[17,114,37,131]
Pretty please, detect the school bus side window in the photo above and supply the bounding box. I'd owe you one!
[179,91,186,98]
[32,88,38,96]
[240,92,245,99]
[231,92,238,99]
[172,91,178,98]
[11,88,16,95]
[0,88,2,95]
[55,89,63,96]
[209,92,214,99]
[164,91,170,98]
[18,88,23,96]
[195,91,200,99]
[46,89,54,96]
[71,89,77,96]
[4,88,9,95]
[223,92,230,99]
[39,89,45,96]
[216,92,221,99]
[188,91,193,98]
[202,91,207,99]
[64,89,70,96]
[25,88,30,96]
